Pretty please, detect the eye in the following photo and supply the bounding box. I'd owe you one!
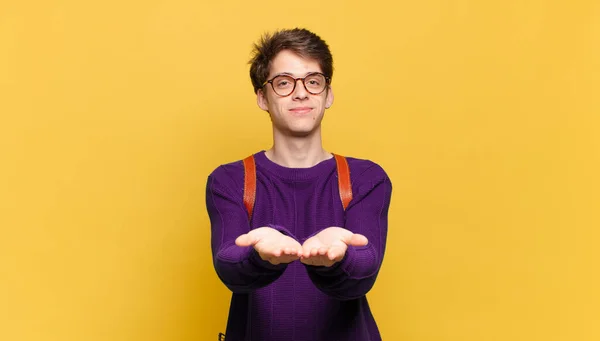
[305,74,325,87]
[274,76,294,88]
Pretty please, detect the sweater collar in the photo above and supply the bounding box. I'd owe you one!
[253,150,336,181]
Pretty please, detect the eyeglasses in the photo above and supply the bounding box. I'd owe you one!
[262,72,330,97]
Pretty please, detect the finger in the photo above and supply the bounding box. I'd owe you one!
[284,243,300,255]
[347,233,368,247]
[328,246,346,262]
[327,248,338,261]
[300,243,310,256]
[318,247,328,256]
[235,234,255,247]
[311,248,319,257]
[258,244,279,258]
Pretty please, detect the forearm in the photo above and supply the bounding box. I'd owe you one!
[207,174,290,293]
[304,243,381,300]
[214,242,288,293]
[306,171,392,300]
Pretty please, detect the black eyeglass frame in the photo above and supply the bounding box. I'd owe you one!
[261,72,331,97]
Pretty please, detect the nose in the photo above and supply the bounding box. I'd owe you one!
[291,78,309,100]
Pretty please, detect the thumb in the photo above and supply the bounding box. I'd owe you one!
[235,233,256,247]
[346,233,368,247]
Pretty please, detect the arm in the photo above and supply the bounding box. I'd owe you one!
[304,166,392,300]
[206,170,296,293]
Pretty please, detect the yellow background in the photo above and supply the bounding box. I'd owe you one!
[1,1,599,340]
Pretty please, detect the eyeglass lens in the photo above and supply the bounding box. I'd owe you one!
[271,74,326,96]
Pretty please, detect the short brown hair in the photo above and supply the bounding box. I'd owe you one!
[249,28,334,94]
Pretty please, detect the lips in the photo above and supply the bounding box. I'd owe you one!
[289,107,313,115]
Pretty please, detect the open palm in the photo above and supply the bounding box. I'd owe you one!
[300,227,368,267]
[236,227,303,265]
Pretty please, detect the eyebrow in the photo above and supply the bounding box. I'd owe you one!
[271,71,321,78]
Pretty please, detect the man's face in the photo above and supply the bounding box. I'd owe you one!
[257,50,334,137]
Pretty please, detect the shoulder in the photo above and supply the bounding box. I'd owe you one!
[341,155,392,197]
[344,155,390,183]
[340,155,392,206]
[206,156,247,194]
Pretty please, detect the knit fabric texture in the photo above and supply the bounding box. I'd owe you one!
[206,150,392,341]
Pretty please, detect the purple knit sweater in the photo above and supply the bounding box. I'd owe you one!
[206,150,392,341]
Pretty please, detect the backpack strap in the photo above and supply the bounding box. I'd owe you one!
[332,153,353,210]
[242,153,353,220]
[242,155,257,220]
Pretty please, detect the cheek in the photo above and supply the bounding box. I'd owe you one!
[277,104,287,115]
[274,99,290,116]
[266,100,283,115]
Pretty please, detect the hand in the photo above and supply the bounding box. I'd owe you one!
[300,227,368,267]
[235,227,303,265]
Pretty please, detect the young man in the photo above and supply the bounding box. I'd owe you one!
[206,28,392,341]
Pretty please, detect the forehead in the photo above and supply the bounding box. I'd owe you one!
[268,50,322,77]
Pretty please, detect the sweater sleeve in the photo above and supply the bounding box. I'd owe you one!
[206,167,291,293]
[304,164,392,300]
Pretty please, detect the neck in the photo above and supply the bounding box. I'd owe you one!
[266,128,332,168]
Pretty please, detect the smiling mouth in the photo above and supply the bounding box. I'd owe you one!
[289,107,313,114]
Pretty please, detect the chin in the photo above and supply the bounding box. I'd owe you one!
[288,125,321,137]
[288,130,313,137]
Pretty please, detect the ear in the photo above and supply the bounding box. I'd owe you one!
[325,86,334,109]
[257,89,269,111]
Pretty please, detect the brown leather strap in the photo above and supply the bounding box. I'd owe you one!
[242,153,353,220]
[333,153,353,210]
[242,155,256,219]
